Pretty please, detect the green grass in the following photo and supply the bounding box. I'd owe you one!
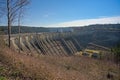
[0,76,7,80]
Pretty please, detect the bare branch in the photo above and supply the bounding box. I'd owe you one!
[0,0,30,47]
[11,0,29,12]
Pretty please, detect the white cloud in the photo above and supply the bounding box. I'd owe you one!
[45,16,120,27]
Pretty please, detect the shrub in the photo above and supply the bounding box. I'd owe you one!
[111,44,120,64]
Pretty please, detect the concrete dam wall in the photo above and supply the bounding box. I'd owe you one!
[8,32,82,56]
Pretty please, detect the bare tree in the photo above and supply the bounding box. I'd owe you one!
[0,0,29,48]
[18,3,23,53]
[18,8,21,53]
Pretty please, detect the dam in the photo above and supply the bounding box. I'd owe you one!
[5,32,82,56]
[3,25,120,57]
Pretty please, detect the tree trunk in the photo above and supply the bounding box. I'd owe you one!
[18,12,21,53]
[7,0,11,48]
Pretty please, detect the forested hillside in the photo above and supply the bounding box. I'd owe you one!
[0,24,120,34]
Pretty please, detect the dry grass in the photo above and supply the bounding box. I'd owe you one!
[0,48,55,80]
[39,56,120,80]
[0,37,119,80]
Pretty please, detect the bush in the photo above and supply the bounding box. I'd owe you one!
[111,44,120,64]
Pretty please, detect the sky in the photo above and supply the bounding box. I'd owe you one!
[1,0,120,27]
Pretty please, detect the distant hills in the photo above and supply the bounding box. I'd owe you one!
[0,24,120,34]
[0,26,50,34]
[72,24,120,48]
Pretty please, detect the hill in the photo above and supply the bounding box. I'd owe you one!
[0,24,120,34]
[0,46,119,80]
[0,26,50,34]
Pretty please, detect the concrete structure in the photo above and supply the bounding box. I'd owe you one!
[5,32,81,56]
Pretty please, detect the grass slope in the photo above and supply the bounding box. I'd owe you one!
[0,36,120,80]
[0,47,119,80]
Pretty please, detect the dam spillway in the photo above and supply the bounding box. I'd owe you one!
[7,32,82,56]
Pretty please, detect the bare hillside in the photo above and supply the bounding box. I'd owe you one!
[0,46,119,80]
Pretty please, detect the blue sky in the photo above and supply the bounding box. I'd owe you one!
[18,0,120,27]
